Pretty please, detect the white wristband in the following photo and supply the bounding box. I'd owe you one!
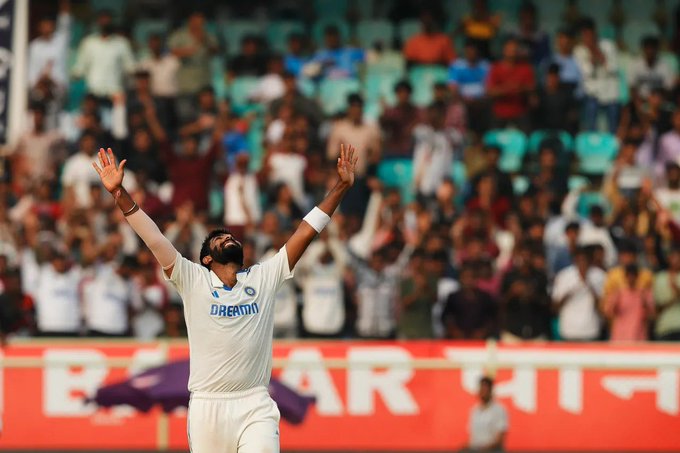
[303,207,331,233]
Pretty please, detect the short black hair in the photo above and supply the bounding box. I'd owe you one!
[565,221,581,233]
[480,376,494,389]
[394,80,413,94]
[547,62,561,75]
[485,144,502,155]
[618,240,638,255]
[199,228,234,269]
[324,25,340,36]
[641,35,660,49]
[347,93,364,106]
[580,17,596,32]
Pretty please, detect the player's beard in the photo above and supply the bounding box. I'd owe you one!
[211,244,244,266]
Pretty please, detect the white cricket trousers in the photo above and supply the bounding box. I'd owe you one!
[188,386,280,453]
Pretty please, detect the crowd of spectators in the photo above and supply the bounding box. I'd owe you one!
[2,0,680,343]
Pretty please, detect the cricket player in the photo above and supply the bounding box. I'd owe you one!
[93,144,358,452]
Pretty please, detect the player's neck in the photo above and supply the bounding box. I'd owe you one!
[211,263,241,288]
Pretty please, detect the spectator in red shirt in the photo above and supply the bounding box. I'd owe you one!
[146,103,222,213]
[403,10,456,67]
[486,37,536,131]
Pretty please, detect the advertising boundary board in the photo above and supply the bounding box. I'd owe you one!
[1,340,679,451]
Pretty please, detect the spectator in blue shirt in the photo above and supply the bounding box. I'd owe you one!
[306,25,365,79]
[448,39,490,100]
[541,28,582,96]
[448,39,490,135]
[283,33,308,78]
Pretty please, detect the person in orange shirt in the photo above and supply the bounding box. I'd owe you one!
[403,10,455,67]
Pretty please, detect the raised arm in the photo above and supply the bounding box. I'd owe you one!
[92,148,178,277]
[285,144,358,270]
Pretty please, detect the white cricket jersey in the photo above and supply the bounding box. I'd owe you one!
[165,246,293,393]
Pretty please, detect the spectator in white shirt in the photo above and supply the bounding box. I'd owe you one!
[262,232,299,338]
[28,0,70,125]
[264,132,309,210]
[137,34,180,130]
[60,131,102,209]
[295,232,347,337]
[72,10,135,99]
[28,0,71,93]
[628,36,676,100]
[654,162,680,221]
[413,101,462,199]
[552,246,606,341]
[131,253,168,341]
[574,18,620,133]
[82,251,140,337]
[138,34,180,99]
[224,153,261,238]
[26,247,82,336]
[468,376,508,452]
[250,55,286,105]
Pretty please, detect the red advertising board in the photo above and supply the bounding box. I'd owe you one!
[1,341,679,451]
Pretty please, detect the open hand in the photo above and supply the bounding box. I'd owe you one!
[92,148,126,193]
[337,144,358,187]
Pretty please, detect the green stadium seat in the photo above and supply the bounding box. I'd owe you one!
[483,129,528,173]
[397,20,421,42]
[70,20,87,49]
[318,78,361,115]
[267,21,305,53]
[297,78,317,98]
[314,0,349,19]
[377,158,414,203]
[221,20,262,56]
[67,79,87,112]
[228,76,260,111]
[575,132,619,175]
[132,19,169,47]
[623,22,659,52]
[211,56,227,99]
[247,119,265,172]
[312,20,350,44]
[356,20,394,48]
[528,129,573,154]
[365,52,406,76]
[451,160,467,189]
[568,175,590,192]
[408,65,448,106]
[513,176,530,195]
[577,191,610,218]
[90,0,126,20]
[363,70,402,106]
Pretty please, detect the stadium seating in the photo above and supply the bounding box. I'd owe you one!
[528,129,573,154]
[575,132,620,175]
[397,20,421,43]
[577,191,610,217]
[483,129,528,173]
[90,0,126,20]
[221,20,262,56]
[568,175,590,192]
[267,21,306,53]
[512,176,530,195]
[297,78,317,98]
[228,76,261,112]
[318,78,361,115]
[211,56,228,100]
[311,19,351,44]
[451,160,468,190]
[363,70,401,107]
[377,158,415,203]
[356,20,395,49]
[408,65,448,106]
[132,19,170,48]
[314,0,349,19]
